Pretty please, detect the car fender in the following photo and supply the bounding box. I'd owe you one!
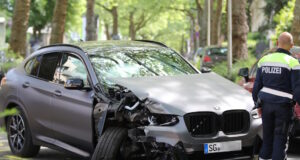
[3,96,31,128]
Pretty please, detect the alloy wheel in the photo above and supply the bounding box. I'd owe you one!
[8,114,26,151]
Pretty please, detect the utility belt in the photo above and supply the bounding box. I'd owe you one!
[261,87,293,99]
[258,87,295,107]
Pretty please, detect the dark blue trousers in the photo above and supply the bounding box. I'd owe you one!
[259,102,293,160]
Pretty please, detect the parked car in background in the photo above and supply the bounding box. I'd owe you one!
[238,50,300,137]
[0,40,262,159]
[194,46,227,68]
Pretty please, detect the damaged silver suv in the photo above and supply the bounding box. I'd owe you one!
[0,41,262,159]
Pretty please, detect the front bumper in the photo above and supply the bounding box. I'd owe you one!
[143,116,262,154]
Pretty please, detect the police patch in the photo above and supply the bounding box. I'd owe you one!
[262,66,282,74]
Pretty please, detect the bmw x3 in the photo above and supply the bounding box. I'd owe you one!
[0,41,262,159]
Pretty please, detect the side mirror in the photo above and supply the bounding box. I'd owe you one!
[64,78,84,90]
[201,67,212,73]
[238,67,249,81]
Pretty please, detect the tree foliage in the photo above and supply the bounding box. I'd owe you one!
[0,0,14,17]
[264,0,289,18]
[28,0,55,36]
[65,0,86,34]
[273,0,295,40]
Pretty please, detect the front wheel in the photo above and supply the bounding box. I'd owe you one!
[92,127,186,160]
[6,107,40,157]
[91,127,127,160]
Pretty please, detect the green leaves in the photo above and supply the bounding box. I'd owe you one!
[29,0,55,32]
[66,0,86,33]
[272,0,295,41]
[0,108,18,118]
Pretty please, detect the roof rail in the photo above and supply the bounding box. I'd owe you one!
[38,43,83,51]
[135,40,167,47]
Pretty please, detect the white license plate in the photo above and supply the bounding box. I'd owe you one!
[204,140,242,154]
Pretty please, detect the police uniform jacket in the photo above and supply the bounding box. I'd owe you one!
[252,48,300,104]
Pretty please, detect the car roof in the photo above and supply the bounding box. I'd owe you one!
[37,40,168,55]
[74,40,167,53]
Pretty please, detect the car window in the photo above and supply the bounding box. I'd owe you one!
[25,58,35,74]
[57,54,89,87]
[209,48,227,56]
[38,53,61,81]
[25,55,42,76]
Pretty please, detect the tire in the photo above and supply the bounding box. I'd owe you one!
[92,127,127,160]
[6,107,40,157]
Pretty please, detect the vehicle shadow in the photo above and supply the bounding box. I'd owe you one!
[34,148,83,160]
[288,137,300,156]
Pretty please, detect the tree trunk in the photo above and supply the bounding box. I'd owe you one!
[292,0,300,45]
[86,0,97,41]
[199,0,208,47]
[50,0,68,44]
[211,0,223,45]
[9,0,31,56]
[210,0,214,44]
[189,18,195,55]
[129,12,136,40]
[180,34,185,55]
[232,0,248,60]
[111,6,119,40]
[104,22,111,40]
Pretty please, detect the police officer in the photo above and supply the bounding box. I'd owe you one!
[252,32,300,160]
[290,46,300,62]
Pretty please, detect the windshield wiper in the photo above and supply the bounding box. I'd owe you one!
[150,55,188,74]
[124,53,160,76]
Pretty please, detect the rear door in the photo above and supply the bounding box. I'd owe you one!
[51,53,94,152]
[20,53,62,139]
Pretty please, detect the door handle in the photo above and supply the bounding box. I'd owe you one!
[54,90,62,97]
[22,82,30,88]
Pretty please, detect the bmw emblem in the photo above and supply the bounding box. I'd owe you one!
[214,106,220,110]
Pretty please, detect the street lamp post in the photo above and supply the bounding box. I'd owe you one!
[207,0,211,47]
[227,0,233,78]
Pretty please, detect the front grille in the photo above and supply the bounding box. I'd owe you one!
[222,110,250,134]
[184,112,219,137]
[184,110,250,137]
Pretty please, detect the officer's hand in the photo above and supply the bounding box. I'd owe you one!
[251,106,262,119]
[257,108,262,117]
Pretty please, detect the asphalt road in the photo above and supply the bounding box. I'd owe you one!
[1,132,300,160]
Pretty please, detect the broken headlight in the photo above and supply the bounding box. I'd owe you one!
[148,114,179,126]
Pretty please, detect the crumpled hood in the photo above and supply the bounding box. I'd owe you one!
[111,73,254,116]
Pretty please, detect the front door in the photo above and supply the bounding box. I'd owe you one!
[51,53,94,153]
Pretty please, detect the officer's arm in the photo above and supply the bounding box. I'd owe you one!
[252,66,263,103]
